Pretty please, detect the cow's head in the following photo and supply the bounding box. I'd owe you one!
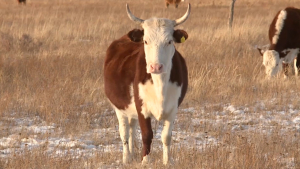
[126,4,190,74]
[259,49,282,78]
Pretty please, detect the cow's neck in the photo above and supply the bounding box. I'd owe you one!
[151,67,171,103]
[136,51,172,106]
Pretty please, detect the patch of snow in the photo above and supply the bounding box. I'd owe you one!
[225,105,236,112]
[292,117,300,123]
[181,107,196,113]
[0,98,299,169]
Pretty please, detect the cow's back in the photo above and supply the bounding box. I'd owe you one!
[104,35,143,110]
[165,0,182,4]
[269,7,300,51]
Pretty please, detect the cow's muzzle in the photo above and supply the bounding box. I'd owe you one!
[148,63,164,74]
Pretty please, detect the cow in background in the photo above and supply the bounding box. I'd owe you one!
[18,0,26,5]
[258,47,299,78]
[165,0,185,8]
[257,7,300,78]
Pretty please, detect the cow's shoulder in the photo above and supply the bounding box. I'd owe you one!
[104,34,144,110]
[106,35,142,59]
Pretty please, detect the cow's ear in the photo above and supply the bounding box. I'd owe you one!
[257,48,264,56]
[127,29,144,42]
[173,29,188,43]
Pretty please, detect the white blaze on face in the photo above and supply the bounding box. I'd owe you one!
[263,50,281,77]
[142,18,175,74]
[272,10,287,44]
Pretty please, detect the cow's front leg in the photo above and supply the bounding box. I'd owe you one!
[138,114,153,164]
[115,110,131,163]
[161,110,176,165]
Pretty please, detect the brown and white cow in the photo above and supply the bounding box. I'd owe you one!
[257,7,300,78]
[104,3,190,165]
[165,0,185,8]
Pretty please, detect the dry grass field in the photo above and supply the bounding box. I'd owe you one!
[1,0,300,168]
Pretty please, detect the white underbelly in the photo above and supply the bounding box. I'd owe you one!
[110,96,138,119]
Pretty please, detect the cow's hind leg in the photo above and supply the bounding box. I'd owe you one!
[128,118,137,158]
[165,2,169,8]
[138,115,153,164]
[161,110,177,165]
[283,63,289,79]
[115,110,131,163]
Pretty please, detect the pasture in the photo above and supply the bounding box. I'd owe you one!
[0,0,300,168]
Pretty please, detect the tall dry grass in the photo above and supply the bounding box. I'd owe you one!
[0,0,300,168]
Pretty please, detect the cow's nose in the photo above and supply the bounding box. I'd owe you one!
[149,63,163,74]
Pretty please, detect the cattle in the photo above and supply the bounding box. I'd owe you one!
[257,7,300,78]
[165,0,185,8]
[17,0,26,5]
[104,3,191,165]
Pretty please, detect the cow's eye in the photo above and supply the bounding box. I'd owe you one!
[168,40,172,45]
[144,40,148,45]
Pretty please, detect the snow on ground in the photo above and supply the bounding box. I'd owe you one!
[0,102,299,165]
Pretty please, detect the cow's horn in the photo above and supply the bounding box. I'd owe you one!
[126,4,144,24]
[174,3,191,27]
